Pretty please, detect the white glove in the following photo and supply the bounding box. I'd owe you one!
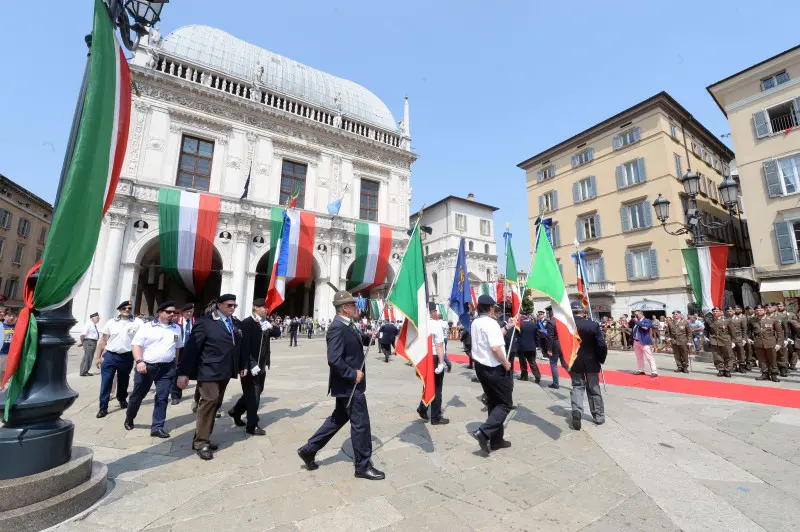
[260,320,272,331]
[731,343,735,349]
[785,339,790,346]
[790,339,795,345]
[434,363,446,374]
[251,365,261,376]
[748,339,754,344]
[775,344,781,351]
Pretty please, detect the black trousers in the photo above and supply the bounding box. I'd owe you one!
[231,371,267,429]
[290,331,298,346]
[418,369,444,421]
[475,363,513,445]
[517,350,541,380]
[379,343,392,362]
[302,393,372,471]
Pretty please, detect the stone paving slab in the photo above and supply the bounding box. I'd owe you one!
[48,340,800,531]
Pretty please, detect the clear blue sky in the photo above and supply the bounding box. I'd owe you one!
[0,1,795,270]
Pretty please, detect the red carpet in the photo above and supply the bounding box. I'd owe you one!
[445,354,800,409]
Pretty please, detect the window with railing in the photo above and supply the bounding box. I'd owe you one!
[761,71,789,91]
[584,257,605,282]
[754,99,800,138]
[176,135,214,191]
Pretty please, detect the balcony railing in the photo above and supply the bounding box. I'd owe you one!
[567,281,615,295]
[770,113,798,134]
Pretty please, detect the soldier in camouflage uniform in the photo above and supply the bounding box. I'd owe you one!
[773,302,794,377]
[707,306,736,378]
[789,314,800,371]
[750,304,783,382]
[727,306,748,373]
[743,306,758,370]
[666,310,692,373]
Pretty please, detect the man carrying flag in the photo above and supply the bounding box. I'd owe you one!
[416,305,449,425]
[450,238,472,366]
[568,300,607,430]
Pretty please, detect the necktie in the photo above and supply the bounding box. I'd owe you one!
[94,325,99,339]
[225,317,234,342]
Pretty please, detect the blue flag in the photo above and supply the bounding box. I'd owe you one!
[241,166,251,200]
[449,238,472,331]
[327,198,342,216]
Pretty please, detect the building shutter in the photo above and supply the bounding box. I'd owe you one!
[613,135,622,150]
[643,201,653,227]
[594,214,601,238]
[774,221,797,264]
[537,169,544,183]
[552,190,559,210]
[638,157,647,182]
[616,165,625,189]
[648,249,659,278]
[674,153,682,177]
[763,159,783,198]
[625,251,634,280]
[587,147,594,162]
[753,110,771,138]
[598,257,606,281]
[576,219,584,242]
[538,195,544,214]
[573,182,580,203]
[552,224,560,248]
[793,97,800,125]
[558,263,564,279]
[589,175,597,198]
[632,127,641,142]
[620,206,630,232]
[571,155,579,168]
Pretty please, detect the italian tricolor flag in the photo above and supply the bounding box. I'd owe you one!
[682,246,728,314]
[388,222,435,405]
[3,0,131,416]
[347,221,392,294]
[158,188,221,294]
[505,237,521,322]
[527,226,581,369]
[480,282,504,303]
[370,299,384,319]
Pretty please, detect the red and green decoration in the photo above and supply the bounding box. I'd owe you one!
[347,221,392,294]
[682,246,728,314]
[3,0,132,418]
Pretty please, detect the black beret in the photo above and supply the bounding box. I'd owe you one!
[181,303,195,312]
[117,300,132,310]
[672,310,682,314]
[218,294,237,303]
[157,300,178,312]
[478,294,495,306]
[90,312,99,318]
[745,306,753,310]
[755,304,764,310]
[712,306,721,311]
[253,297,266,307]
[725,306,734,311]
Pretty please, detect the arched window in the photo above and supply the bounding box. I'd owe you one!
[484,243,489,254]
[468,241,474,251]
[432,272,438,295]
[486,268,491,281]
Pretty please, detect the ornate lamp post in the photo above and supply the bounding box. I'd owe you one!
[109,0,168,51]
[652,170,740,247]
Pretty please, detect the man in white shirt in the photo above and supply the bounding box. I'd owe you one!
[124,301,183,438]
[95,301,141,418]
[416,307,449,425]
[470,295,515,455]
[78,312,101,376]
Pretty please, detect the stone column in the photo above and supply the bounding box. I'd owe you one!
[330,242,343,291]
[220,270,234,297]
[118,263,141,310]
[100,213,129,322]
[232,231,250,319]
[314,278,332,323]
[246,272,257,309]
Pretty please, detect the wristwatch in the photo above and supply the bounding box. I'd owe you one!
[136,360,145,365]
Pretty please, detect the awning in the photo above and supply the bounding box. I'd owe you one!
[759,279,800,293]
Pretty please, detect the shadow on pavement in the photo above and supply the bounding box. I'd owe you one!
[514,405,563,440]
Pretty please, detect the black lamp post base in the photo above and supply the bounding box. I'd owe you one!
[0,419,74,480]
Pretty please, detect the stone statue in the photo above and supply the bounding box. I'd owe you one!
[333,113,342,128]
[253,63,264,85]
[148,26,162,47]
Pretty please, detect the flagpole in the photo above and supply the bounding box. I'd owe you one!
[574,241,606,390]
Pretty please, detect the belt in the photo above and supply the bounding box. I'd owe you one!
[475,361,503,371]
[143,361,175,367]
[107,350,133,356]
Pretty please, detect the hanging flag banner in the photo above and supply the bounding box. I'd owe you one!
[347,221,392,293]
[449,238,472,331]
[158,188,221,294]
[682,245,728,314]
[265,209,316,312]
[383,302,397,322]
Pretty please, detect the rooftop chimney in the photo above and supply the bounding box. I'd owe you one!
[466,193,475,201]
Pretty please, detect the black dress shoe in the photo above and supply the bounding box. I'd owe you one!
[124,419,134,430]
[355,465,385,480]
[682,368,690,373]
[216,410,222,418]
[471,376,480,383]
[572,411,582,430]
[780,370,789,377]
[717,370,725,377]
[548,383,559,389]
[755,374,770,381]
[490,440,512,450]
[228,409,246,427]
[446,363,452,373]
[196,445,214,460]
[208,442,219,450]
[96,409,108,419]
[771,375,781,382]
[416,407,429,421]
[519,373,529,381]
[246,426,266,436]
[534,377,541,384]
[151,429,170,438]
[431,418,450,425]
[171,398,180,406]
[297,448,319,470]
[724,371,732,378]
[119,400,128,409]
[472,430,491,454]
[191,402,198,414]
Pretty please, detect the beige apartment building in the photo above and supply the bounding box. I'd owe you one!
[0,175,53,309]
[708,45,800,306]
[518,92,750,319]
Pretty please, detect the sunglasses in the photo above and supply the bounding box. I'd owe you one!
[122,306,132,311]
[163,310,178,315]
[224,303,238,309]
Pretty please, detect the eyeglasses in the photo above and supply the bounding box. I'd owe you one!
[224,303,238,309]
[163,310,178,315]
[122,306,132,311]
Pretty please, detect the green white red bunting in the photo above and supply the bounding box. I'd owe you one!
[347,221,392,293]
[682,246,728,314]
[158,188,221,294]
[3,0,131,418]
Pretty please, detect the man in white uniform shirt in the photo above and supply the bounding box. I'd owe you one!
[416,307,449,425]
[78,312,101,376]
[124,301,183,438]
[95,300,140,418]
[470,295,515,455]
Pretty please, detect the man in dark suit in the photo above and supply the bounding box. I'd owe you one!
[518,315,541,383]
[289,318,300,346]
[177,294,248,460]
[228,297,280,435]
[377,320,399,363]
[297,291,384,480]
[569,301,607,430]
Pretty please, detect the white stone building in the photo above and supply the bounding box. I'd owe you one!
[71,25,417,330]
[410,194,499,322]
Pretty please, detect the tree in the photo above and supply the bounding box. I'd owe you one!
[521,287,534,315]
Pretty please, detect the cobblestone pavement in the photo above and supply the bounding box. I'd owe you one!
[53,338,800,531]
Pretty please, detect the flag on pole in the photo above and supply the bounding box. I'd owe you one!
[504,233,521,321]
[3,0,132,417]
[480,282,504,303]
[347,221,392,293]
[470,286,477,309]
[369,299,384,320]
[449,238,472,331]
[572,250,589,310]
[388,221,435,405]
[265,209,316,313]
[240,165,251,200]
[682,246,728,314]
[437,303,448,321]
[526,228,580,369]
[383,302,396,321]
[158,188,221,294]
[327,198,342,216]
[286,184,301,209]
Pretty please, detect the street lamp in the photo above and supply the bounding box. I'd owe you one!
[652,170,740,247]
[108,0,168,51]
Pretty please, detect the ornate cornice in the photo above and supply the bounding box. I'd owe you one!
[168,109,232,145]
[272,138,319,166]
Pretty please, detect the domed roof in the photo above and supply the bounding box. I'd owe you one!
[160,25,398,132]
